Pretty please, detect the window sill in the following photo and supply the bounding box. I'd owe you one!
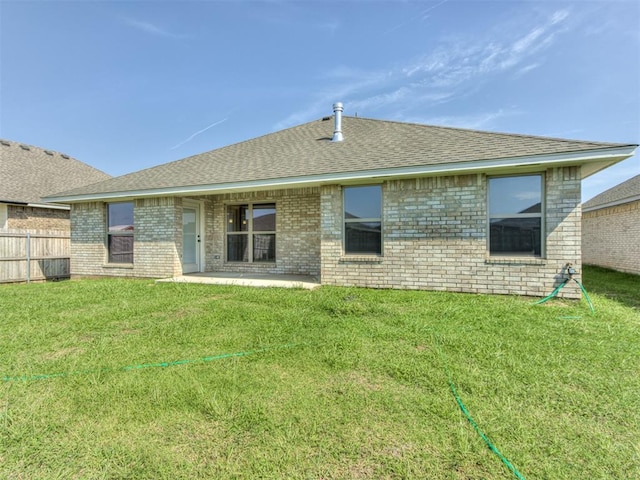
[485,256,546,266]
[339,255,383,264]
[102,263,134,269]
[224,261,276,265]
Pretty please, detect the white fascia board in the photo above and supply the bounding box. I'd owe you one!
[582,194,640,212]
[44,145,637,203]
[27,202,70,210]
[0,200,70,210]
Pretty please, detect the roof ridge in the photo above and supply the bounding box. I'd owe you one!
[340,116,635,148]
[0,137,77,160]
[0,137,110,177]
[583,173,640,208]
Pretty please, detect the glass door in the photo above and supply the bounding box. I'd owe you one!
[182,204,200,273]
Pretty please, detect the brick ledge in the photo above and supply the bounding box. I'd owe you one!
[102,263,134,269]
[485,257,546,266]
[339,256,384,264]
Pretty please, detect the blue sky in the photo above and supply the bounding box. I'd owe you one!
[1,0,638,201]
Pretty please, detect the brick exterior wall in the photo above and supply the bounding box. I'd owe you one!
[6,205,69,232]
[206,188,321,276]
[70,202,107,276]
[582,199,640,275]
[70,188,321,279]
[321,167,582,299]
[70,198,182,279]
[69,168,582,297]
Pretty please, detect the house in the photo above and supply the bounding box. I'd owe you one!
[582,174,640,275]
[1,139,111,232]
[44,104,637,298]
[1,139,110,283]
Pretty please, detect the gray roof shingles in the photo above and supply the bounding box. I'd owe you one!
[0,139,111,204]
[46,116,636,199]
[583,174,640,209]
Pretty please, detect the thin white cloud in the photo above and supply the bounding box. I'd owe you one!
[405,8,571,87]
[275,7,572,130]
[551,9,570,25]
[514,63,541,77]
[170,119,228,150]
[124,18,187,39]
[512,27,545,54]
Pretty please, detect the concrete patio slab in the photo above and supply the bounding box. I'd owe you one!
[156,272,320,289]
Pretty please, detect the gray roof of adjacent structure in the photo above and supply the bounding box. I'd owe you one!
[582,174,640,211]
[0,139,111,205]
[46,116,636,200]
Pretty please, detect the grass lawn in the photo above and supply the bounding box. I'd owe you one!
[1,266,638,479]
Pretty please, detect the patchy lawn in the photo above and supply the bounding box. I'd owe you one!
[1,266,638,479]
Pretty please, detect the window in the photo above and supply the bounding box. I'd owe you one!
[226,203,276,262]
[488,175,543,257]
[107,202,134,263]
[344,185,382,255]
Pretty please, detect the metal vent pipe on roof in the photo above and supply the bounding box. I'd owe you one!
[332,102,344,142]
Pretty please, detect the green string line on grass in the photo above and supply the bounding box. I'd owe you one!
[5,328,528,479]
[2,344,297,382]
[432,334,527,480]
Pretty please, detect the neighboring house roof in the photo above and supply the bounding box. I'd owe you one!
[1,139,110,206]
[582,174,640,212]
[44,115,637,203]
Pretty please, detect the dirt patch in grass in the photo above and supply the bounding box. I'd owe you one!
[40,346,85,361]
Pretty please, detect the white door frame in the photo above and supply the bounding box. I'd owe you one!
[182,200,204,274]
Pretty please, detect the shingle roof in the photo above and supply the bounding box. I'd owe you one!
[46,116,636,200]
[0,139,110,204]
[583,174,640,210]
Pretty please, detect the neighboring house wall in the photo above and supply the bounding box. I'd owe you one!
[321,167,581,298]
[582,199,640,275]
[6,205,69,231]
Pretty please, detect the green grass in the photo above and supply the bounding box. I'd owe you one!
[1,266,638,479]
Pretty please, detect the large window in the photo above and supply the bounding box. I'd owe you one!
[488,175,543,257]
[226,203,276,262]
[344,185,382,255]
[107,202,134,263]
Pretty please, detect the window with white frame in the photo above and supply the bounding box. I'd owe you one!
[344,185,382,255]
[107,202,134,263]
[226,203,276,262]
[488,174,543,257]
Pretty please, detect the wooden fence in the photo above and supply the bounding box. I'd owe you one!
[0,230,70,283]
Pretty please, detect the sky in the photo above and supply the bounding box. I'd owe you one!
[1,0,638,202]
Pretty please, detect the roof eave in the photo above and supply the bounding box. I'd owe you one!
[43,145,637,204]
[0,199,70,210]
[582,194,640,212]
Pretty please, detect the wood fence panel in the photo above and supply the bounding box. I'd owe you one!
[0,230,70,283]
